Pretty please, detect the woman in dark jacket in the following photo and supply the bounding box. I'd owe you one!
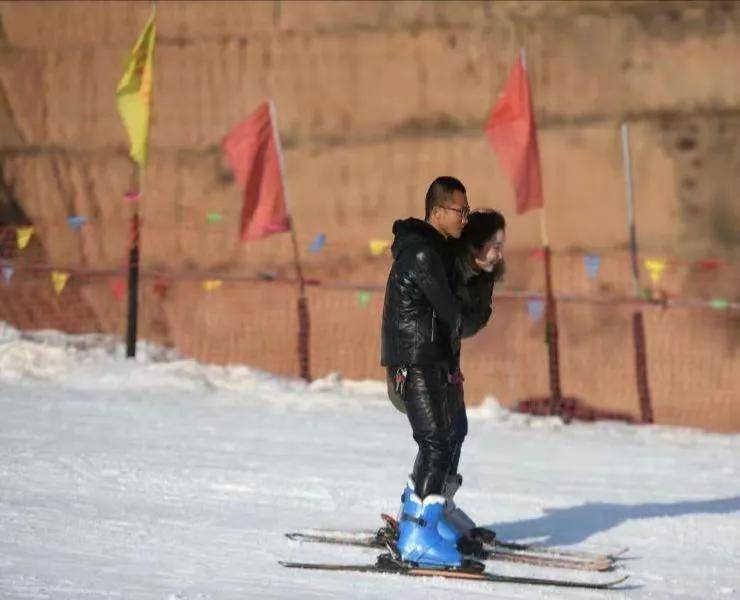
[444,209,506,541]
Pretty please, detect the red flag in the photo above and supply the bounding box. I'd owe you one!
[485,55,544,214]
[222,102,291,242]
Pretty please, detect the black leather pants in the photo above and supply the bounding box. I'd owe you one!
[448,383,468,477]
[402,364,457,498]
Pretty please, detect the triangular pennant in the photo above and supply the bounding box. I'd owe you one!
[68,215,87,230]
[698,258,723,270]
[710,298,729,310]
[17,226,34,249]
[309,233,326,253]
[530,248,546,260]
[369,239,391,257]
[2,266,13,284]
[644,258,666,285]
[584,254,601,279]
[358,291,371,307]
[153,277,170,297]
[526,298,545,322]
[123,190,141,203]
[202,279,222,292]
[206,212,224,224]
[51,271,70,295]
[109,278,126,301]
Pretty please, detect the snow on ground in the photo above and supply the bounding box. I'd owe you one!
[1,323,739,599]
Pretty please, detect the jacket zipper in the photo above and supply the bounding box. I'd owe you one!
[431,310,436,342]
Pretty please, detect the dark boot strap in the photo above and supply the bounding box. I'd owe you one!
[400,513,427,527]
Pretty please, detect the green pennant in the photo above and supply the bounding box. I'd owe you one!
[207,212,224,224]
[710,298,729,310]
[358,291,371,307]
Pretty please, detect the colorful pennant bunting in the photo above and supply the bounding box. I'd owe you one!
[530,248,546,260]
[109,278,126,301]
[51,271,69,295]
[153,277,170,297]
[710,298,729,310]
[584,254,601,279]
[644,258,667,285]
[369,239,391,257]
[16,226,34,249]
[309,233,326,253]
[358,291,371,307]
[526,298,545,322]
[68,216,87,230]
[698,258,724,270]
[202,279,222,292]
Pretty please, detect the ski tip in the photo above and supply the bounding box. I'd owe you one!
[380,513,398,527]
[608,574,630,587]
[279,561,301,568]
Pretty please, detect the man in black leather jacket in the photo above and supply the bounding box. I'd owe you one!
[381,176,469,502]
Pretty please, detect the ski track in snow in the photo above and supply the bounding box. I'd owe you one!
[0,325,739,599]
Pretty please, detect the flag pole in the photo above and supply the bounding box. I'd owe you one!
[125,166,141,358]
[269,100,311,381]
[521,47,563,416]
[620,121,654,423]
[119,6,156,359]
[621,122,641,297]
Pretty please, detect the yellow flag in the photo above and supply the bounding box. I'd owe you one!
[369,239,391,257]
[644,258,666,285]
[16,226,34,249]
[116,10,156,166]
[202,279,223,292]
[51,271,70,295]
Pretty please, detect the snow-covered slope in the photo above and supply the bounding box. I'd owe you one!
[1,324,738,599]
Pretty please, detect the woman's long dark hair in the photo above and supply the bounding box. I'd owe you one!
[459,209,506,282]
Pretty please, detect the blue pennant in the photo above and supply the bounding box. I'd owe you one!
[584,254,601,279]
[527,298,545,322]
[308,233,326,253]
[68,215,87,230]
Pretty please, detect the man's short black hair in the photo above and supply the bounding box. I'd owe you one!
[424,176,466,220]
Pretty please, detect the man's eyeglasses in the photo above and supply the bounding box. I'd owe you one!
[442,205,470,219]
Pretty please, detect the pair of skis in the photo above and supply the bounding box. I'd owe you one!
[282,515,630,590]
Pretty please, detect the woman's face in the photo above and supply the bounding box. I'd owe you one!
[475,228,506,272]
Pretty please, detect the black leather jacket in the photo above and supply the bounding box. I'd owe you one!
[380,218,461,367]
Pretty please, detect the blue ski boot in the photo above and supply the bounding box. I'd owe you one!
[396,490,463,568]
[395,476,415,522]
[399,476,463,547]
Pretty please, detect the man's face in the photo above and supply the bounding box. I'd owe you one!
[435,191,469,239]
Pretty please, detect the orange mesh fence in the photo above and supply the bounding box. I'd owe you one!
[1,224,739,432]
